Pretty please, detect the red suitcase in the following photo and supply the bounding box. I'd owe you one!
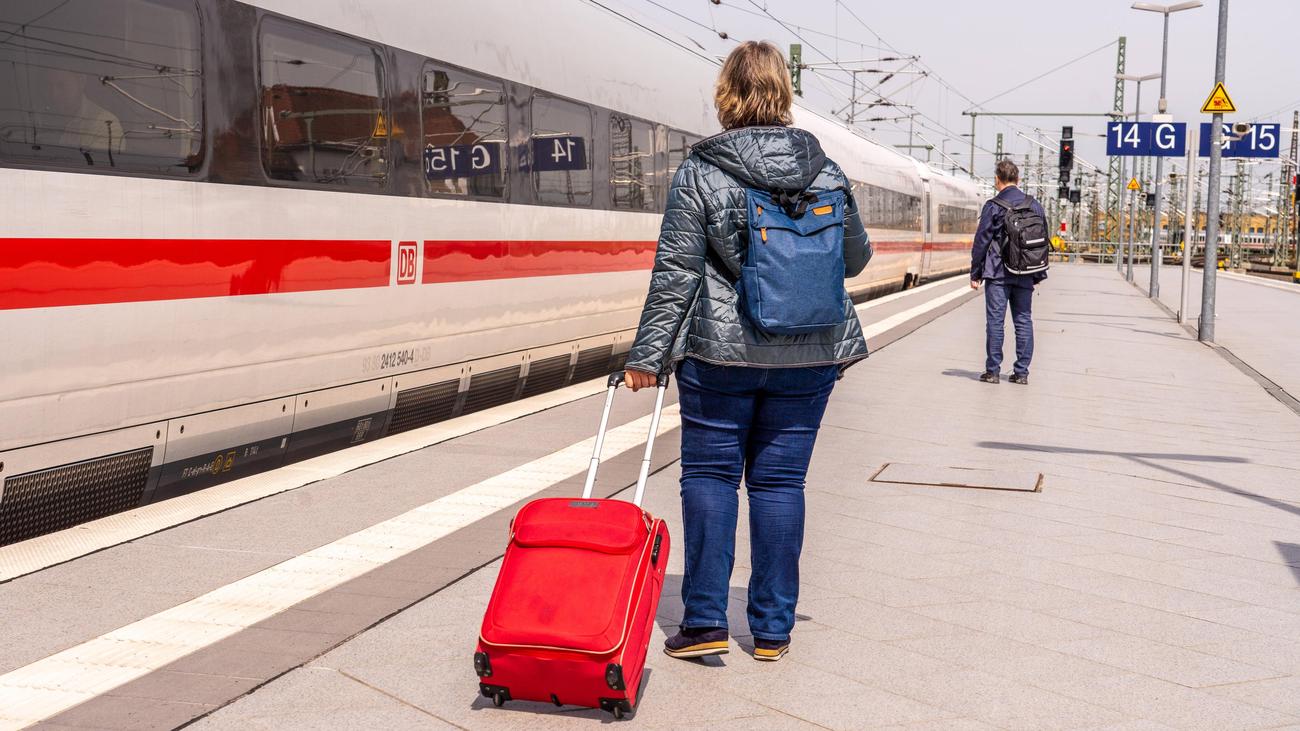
[474,372,672,719]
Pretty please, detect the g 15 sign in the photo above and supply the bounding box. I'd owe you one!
[1106,122,1186,157]
[1198,123,1280,158]
[424,142,503,180]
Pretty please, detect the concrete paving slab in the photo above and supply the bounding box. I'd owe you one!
[190,666,455,730]
[1048,633,1281,688]
[1038,671,1300,730]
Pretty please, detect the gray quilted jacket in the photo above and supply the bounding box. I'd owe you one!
[625,125,872,375]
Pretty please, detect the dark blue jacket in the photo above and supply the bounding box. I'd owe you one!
[971,185,1048,285]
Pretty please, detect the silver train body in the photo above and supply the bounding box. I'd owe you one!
[0,0,981,544]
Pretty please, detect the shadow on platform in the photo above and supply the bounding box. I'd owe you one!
[977,441,1300,525]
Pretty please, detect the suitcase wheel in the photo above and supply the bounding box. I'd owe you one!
[480,683,511,708]
[599,698,633,720]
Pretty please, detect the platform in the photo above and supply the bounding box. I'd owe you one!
[3,266,1300,730]
[1139,263,1300,408]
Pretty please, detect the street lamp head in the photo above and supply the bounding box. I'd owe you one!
[1116,72,1162,82]
[1132,1,1203,12]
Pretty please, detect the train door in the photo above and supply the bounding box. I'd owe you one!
[920,180,934,280]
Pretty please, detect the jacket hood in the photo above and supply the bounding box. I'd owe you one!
[691,126,827,192]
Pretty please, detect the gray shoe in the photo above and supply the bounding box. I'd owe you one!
[979,371,1000,384]
[1009,373,1029,385]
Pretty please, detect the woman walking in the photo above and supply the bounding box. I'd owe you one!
[623,40,871,662]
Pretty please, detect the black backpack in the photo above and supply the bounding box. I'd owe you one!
[992,196,1050,275]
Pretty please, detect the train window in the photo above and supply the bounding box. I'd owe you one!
[938,204,979,234]
[259,20,387,188]
[0,0,203,175]
[421,64,506,198]
[530,94,592,206]
[609,115,657,211]
[666,129,700,183]
[851,180,923,231]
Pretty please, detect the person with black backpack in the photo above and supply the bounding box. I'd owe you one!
[970,159,1049,385]
[622,41,870,663]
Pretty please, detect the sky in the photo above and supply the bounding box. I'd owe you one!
[599,0,1300,203]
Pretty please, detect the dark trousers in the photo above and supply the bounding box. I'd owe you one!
[984,277,1035,376]
[674,358,837,641]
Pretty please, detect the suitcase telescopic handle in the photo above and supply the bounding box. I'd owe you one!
[580,370,671,506]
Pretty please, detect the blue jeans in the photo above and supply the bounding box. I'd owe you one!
[984,278,1035,376]
[674,358,837,641]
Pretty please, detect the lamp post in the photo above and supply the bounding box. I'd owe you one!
[1133,1,1203,299]
[1117,72,1161,281]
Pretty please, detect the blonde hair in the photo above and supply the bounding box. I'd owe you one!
[714,41,794,130]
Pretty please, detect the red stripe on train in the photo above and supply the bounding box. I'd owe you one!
[422,240,656,283]
[0,238,391,310]
[0,237,969,310]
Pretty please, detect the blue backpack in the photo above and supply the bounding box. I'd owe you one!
[740,188,847,336]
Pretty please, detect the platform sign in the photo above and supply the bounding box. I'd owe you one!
[1198,123,1280,158]
[531,135,588,172]
[1106,121,1187,157]
[424,141,503,180]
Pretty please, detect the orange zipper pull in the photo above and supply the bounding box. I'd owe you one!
[760,228,767,243]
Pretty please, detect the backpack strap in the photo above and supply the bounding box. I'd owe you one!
[990,198,1013,211]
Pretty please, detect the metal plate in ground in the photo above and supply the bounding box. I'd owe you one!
[869,463,1043,492]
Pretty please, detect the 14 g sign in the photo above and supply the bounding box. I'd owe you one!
[1106,121,1187,157]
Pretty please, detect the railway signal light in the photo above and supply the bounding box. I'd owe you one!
[1070,189,1082,204]
[1058,126,1075,176]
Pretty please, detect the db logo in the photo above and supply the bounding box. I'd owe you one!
[396,241,417,285]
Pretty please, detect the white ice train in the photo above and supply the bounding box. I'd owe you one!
[0,0,982,544]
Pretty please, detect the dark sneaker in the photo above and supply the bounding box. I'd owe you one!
[1009,373,1029,385]
[979,371,1000,384]
[752,638,790,662]
[663,627,729,659]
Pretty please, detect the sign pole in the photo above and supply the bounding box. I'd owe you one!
[1149,12,1172,300]
[1179,127,1197,324]
[1199,0,1229,343]
[1127,182,1138,282]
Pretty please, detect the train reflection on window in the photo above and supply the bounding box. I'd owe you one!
[422,64,506,198]
[259,20,387,187]
[609,115,657,211]
[530,94,592,206]
[666,129,700,185]
[938,204,979,234]
[851,180,923,231]
[0,0,203,175]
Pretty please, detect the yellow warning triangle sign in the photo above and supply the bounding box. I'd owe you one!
[1127,177,1141,191]
[373,112,389,137]
[1200,82,1237,114]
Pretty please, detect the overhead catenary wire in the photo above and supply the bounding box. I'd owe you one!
[967,39,1119,111]
[641,0,736,42]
